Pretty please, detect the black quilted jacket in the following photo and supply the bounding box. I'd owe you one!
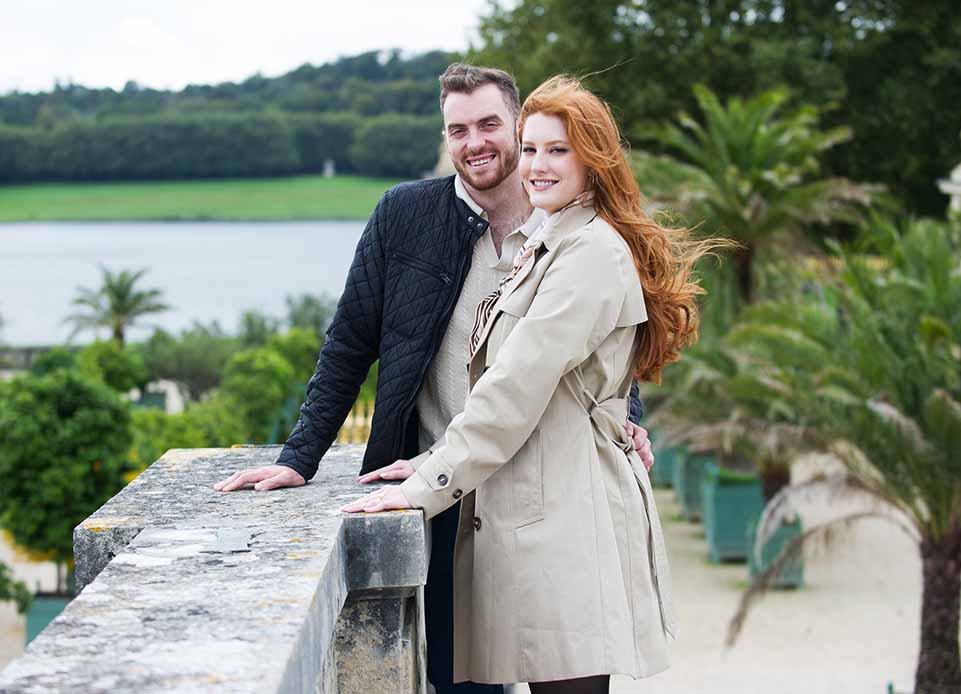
[276,176,643,479]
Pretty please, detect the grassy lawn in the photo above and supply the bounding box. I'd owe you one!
[0,175,404,222]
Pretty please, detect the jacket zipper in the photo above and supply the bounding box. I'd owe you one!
[396,223,480,446]
[392,250,452,283]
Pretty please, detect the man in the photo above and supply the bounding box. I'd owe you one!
[215,64,654,693]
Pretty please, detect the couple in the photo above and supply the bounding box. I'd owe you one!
[217,64,712,693]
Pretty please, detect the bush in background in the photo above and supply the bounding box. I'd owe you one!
[0,371,131,588]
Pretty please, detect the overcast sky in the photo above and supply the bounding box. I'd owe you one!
[0,0,492,94]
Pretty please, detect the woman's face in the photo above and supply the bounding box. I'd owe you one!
[519,112,589,214]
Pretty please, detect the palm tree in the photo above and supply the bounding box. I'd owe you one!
[727,217,961,694]
[65,266,170,345]
[648,325,825,500]
[639,85,877,304]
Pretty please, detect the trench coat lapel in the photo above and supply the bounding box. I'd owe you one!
[469,203,599,359]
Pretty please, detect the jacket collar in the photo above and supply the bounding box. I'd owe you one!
[532,201,598,252]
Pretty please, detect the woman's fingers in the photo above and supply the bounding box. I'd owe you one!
[340,486,413,513]
[357,459,412,484]
[357,470,383,484]
[379,462,414,480]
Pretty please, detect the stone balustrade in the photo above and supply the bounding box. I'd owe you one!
[0,445,429,694]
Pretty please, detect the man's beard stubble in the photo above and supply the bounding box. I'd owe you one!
[453,144,519,192]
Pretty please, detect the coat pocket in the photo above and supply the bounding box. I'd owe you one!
[483,290,532,367]
[511,428,545,528]
[484,312,520,367]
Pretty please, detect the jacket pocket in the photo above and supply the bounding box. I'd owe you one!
[391,251,451,283]
[512,428,545,528]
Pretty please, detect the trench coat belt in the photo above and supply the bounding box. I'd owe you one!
[581,392,633,452]
[568,379,679,638]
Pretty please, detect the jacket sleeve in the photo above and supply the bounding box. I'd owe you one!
[275,191,391,481]
[399,232,629,519]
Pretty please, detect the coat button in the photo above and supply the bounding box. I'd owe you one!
[477,223,484,230]
[437,473,449,486]
[473,516,482,531]
[468,216,475,223]
[452,489,463,499]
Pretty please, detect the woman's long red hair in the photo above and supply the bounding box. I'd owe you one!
[519,76,728,383]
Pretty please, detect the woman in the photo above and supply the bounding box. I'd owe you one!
[342,76,719,692]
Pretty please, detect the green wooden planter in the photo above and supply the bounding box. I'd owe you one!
[650,440,682,488]
[132,390,167,410]
[701,463,764,563]
[747,517,805,589]
[673,452,712,522]
[25,594,71,644]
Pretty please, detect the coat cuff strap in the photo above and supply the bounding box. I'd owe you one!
[408,449,432,472]
[399,455,457,520]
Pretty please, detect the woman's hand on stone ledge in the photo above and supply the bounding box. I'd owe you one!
[356,459,414,485]
[340,485,412,514]
[213,465,306,492]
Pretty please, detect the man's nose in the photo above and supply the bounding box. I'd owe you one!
[466,129,487,153]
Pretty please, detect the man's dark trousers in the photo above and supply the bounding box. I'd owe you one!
[425,502,503,693]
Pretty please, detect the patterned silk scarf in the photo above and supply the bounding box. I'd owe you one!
[469,196,593,360]
[468,238,544,360]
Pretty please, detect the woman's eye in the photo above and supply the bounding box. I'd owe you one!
[522,146,535,153]
[551,147,568,154]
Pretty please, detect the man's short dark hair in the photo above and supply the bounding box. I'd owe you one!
[438,63,521,119]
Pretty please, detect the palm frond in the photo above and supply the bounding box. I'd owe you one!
[726,510,911,647]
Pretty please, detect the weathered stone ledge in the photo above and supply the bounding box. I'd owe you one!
[0,445,428,694]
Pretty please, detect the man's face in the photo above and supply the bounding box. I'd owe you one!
[442,83,519,191]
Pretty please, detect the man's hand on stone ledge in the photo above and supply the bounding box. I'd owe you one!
[213,465,306,492]
[356,459,414,484]
[625,422,655,473]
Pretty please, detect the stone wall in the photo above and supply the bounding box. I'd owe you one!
[0,445,429,694]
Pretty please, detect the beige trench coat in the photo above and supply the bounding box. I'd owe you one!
[399,203,677,685]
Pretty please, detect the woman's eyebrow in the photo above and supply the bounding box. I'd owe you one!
[521,139,569,145]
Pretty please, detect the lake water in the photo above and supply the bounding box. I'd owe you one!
[0,220,367,346]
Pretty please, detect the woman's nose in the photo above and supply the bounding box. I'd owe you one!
[530,151,549,173]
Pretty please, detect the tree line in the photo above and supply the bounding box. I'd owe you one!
[0,50,449,181]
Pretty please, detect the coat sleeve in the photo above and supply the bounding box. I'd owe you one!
[399,232,630,519]
[274,191,391,481]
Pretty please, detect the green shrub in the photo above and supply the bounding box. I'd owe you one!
[0,371,131,568]
[220,347,296,442]
[76,340,147,392]
[138,325,241,401]
[266,328,320,383]
[0,561,31,614]
[28,346,78,376]
[129,409,206,471]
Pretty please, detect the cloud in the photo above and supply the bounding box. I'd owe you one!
[0,0,488,94]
